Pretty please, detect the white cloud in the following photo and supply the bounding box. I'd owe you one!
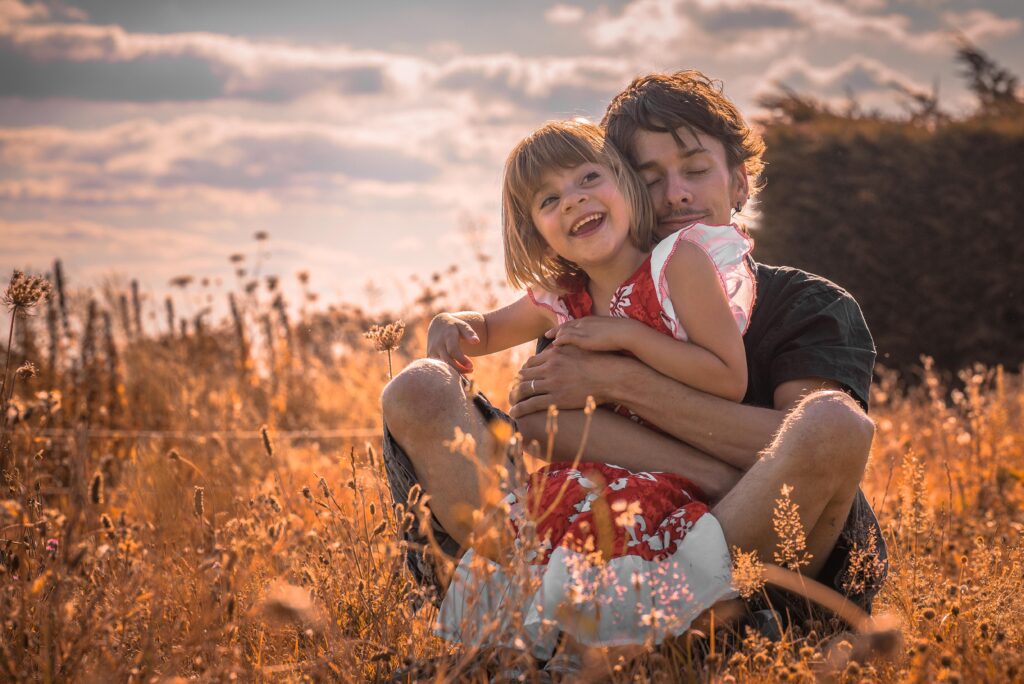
[545,4,585,25]
[759,54,929,97]
[943,9,1022,43]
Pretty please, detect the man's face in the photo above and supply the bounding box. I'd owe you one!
[632,127,748,241]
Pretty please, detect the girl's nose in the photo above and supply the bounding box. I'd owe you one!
[563,192,587,211]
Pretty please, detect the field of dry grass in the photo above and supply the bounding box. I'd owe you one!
[1,260,1022,682]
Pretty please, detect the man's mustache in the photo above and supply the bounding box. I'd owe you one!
[661,210,708,221]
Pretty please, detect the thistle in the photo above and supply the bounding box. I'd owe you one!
[364,320,405,378]
[2,271,51,410]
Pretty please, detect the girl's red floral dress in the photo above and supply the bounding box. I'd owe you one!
[437,224,755,658]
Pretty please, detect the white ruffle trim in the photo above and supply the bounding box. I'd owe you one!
[527,287,572,324]
[436,514,737,660]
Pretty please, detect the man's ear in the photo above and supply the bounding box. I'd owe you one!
[731,165,749,207]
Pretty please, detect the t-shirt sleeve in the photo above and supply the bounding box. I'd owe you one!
[766,287,876,410]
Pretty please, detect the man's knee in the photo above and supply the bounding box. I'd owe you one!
[382,358,463,429]
[786,390,874,480]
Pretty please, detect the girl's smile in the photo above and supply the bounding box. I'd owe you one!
[569,212,606,238]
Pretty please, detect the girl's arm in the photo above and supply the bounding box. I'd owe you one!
[428,295,553,373]
[549,241,747,401]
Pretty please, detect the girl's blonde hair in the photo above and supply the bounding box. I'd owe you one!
[502,120,655,293]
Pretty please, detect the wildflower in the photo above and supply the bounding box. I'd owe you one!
[15,362,37,380]
[731,546,766,598]
[3,271,51,312]
[772,484,811,571]
[301,485,313,502]
[364,320,406,353]
[265,275,279,292]
[45,538,58,554]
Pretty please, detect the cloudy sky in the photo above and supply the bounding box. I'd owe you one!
[2,0,1021,312]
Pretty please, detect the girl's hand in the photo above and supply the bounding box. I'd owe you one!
[427,313,479,373]
[545,317,639,353]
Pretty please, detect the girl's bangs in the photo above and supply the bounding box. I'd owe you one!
[509,126,603,207]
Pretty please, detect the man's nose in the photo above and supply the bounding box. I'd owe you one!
[665,173,693,206]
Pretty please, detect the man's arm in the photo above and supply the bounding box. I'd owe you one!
[516,407,744,502]
[511,345,844,472]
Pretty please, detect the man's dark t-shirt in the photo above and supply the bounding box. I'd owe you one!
[742,262,876,410]
[534,261,877,410]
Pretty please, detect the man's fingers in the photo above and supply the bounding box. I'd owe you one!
[519,349,553,370]
[510,395,555,419]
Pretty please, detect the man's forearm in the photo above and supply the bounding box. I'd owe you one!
[517,409,743,502]
[599,355,786,471]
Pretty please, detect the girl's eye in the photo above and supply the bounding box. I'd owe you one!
[539,195,557,209]
[582,171,600,183]
[688,168,710,177]
[645,177,661,188]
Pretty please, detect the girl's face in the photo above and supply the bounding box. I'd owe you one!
[529,162,634,272]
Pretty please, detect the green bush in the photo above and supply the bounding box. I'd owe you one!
[752,106,1024,377]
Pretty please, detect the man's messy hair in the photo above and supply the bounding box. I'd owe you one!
[602,71,766,197]
[502,120,655,293]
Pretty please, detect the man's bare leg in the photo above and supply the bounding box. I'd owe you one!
[382,359,504,548]
[712,390,875,579]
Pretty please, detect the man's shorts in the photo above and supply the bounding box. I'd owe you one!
[381,388,889,620]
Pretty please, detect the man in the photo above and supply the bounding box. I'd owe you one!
[382,70,887,627]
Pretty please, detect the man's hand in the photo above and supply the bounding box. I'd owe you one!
[545,316,641,353]
[509,345,626,418]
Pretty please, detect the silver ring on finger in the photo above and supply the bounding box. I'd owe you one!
[529,379,536,395]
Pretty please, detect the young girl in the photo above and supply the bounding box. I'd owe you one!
[429,120,755,658]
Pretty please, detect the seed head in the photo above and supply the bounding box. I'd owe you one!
[15,362,37,380]
[317,476,332,499]
[169,275,194,289]
[260,425,275,460]
[100,513,114,530]
[364,320,406,352]
[3,271,51,313]
[193,486,205,518]
[89,471,104,505]
[731,546,766,599]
